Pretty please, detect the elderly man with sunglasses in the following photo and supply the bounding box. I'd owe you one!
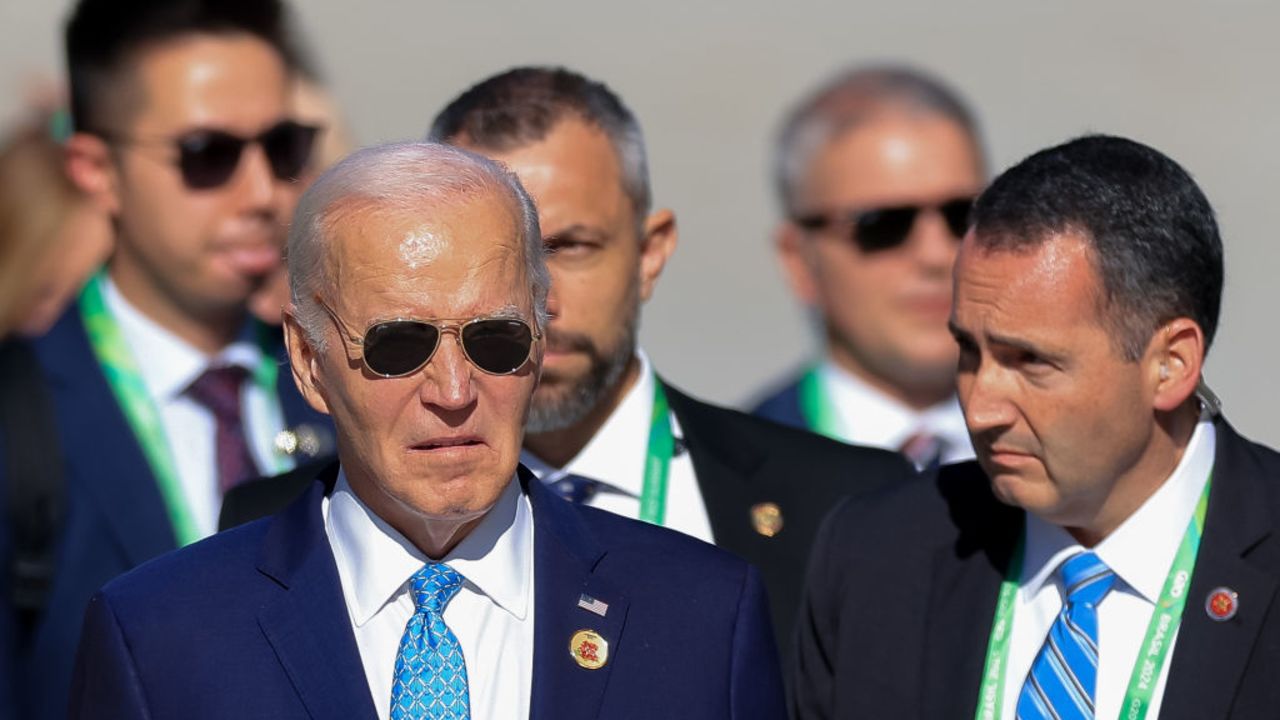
[0,1,332,716]
[752,65,986,470]
[68,141,786,720]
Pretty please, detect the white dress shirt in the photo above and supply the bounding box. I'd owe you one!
[103,276,287,537]
[324,471,535,720]
[1000,418,1217,720]
[817,358,974,465]
[521,350,713,542]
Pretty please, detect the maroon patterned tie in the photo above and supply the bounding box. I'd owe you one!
[186,365,259,494]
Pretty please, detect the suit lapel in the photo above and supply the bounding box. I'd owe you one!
[1161,420,1278,719]
[922,467,1023,718]
[526,471,629,720]
[255,468,378,720]
[37,310,176,565]
[662,381,766,552]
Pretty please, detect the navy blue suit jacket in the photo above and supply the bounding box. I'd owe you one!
[69,465,785,719]
[794,418,1280,719]
[0,306,330,720]
[749,372,808,432]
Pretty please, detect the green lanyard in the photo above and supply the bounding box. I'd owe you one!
[798,365,844,441]
[973,475,1212,720]
[79,270,281,545]
[638,379,675,525]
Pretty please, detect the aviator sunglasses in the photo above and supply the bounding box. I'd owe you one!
[96,120,320,190]
[317,298,540,378]
[793,197,974,253]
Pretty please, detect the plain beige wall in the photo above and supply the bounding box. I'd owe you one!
[4,1,1278,443]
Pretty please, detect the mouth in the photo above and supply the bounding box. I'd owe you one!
[214,243,281,276]
[411,435,486,452]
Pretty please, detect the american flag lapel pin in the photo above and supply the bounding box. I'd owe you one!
[577,593,609,617]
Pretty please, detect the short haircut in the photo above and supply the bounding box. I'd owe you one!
[65,0,296,133]
[775,64,983,214]
[288,141,550,349]
[427,66,652,220]
[971,134,1224,360]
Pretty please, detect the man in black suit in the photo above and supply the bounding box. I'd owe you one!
[794,135,1280,719]
[221,67,913,652]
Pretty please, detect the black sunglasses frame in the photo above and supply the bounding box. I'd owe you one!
[793,197,974,253]
[95,120,321,190]
[316,297,541,378]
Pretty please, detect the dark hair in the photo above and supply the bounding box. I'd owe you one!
[775,64,983,213]
[971,134,1224,360]
[427,66,651,217]
[65,0,297,132]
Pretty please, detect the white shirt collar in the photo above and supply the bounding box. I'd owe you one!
[818,357,970,459]
[1022,418,1217,603]
[102,273,263,399]
[520,349,682,496]
[325,469,533,627]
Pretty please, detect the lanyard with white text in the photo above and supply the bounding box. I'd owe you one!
[972,474,1212,720]
[798,365,845,441]
[79,270,280,545]
[638,379,674,525]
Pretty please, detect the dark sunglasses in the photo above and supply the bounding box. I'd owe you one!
[317,298,540,378]
[793,197,974,253]
[99,120,320,190]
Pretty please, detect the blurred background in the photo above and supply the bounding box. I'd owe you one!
[3,0,1278,442]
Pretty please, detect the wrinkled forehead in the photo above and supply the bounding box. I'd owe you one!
[322,193,528,315]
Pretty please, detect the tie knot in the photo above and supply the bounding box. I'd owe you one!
[898,431,946,469]
[186,365,250,420]
[409,563,465,614]
[1059,551,1116,606]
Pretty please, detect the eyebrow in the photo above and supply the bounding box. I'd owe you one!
[947,320,1063,360]
[544,224,609,242]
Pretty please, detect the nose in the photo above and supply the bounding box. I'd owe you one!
[958,361,1017,438]
[907,209,960,276]
[230,142,278,215]
[418,331,477,412]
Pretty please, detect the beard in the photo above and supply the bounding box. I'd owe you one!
[526,301,638,434]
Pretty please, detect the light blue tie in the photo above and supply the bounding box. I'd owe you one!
[1017,551,1117,720]
[389,563,471,720]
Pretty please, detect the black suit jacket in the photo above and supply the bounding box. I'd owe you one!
[793,417,1280,719]
[219,380,914,653]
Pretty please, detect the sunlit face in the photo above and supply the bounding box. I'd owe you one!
[289,191,541,521]
[457,118,643,432]
[782,113,983,395]
[949,233,1157,528]
[105,33,297,319]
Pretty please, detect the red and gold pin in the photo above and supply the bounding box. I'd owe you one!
[570,629,608,670]
[1205,587,1238,621]
[750,502,784,538]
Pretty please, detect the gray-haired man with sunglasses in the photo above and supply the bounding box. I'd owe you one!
[0,1,331,717]
[752,65,985,470]
[69,141,786,720]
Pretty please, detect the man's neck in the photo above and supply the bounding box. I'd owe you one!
[824,344,953,412]
[523,356,642,469]
[109,259,245,355]
[1065,404,1203,547]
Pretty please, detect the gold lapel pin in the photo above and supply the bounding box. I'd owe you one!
[570,629,608,670]
[750,502,784,538]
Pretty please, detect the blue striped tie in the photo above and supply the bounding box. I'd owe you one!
[1017,551,1116,720]
[389,563,471,719]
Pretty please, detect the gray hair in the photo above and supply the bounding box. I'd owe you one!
[287,141,550,349]
[426,66,652,221]
[774,64,984,214]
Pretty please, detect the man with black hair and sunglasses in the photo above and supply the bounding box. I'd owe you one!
[752,65,985,470]
[0,1,330,716]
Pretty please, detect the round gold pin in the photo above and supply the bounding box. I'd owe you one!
[750,502,784,538]
[569,629,608,670]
